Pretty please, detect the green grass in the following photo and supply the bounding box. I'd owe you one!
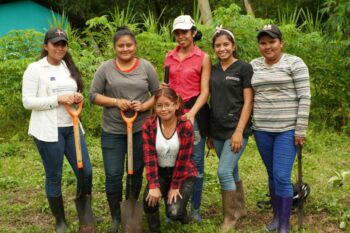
[0,128,349,232]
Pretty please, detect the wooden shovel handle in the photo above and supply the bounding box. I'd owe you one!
[120,111,138,175]
[65,102,83,169]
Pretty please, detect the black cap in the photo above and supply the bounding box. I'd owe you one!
[44,28,68,43]
[257,24,282,40]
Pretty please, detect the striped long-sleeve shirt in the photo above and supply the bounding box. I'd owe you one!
[250,54,311,137]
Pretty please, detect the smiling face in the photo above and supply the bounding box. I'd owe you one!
[44,41,68,65]
[174,29,194,48]
[114,35,136,63]
[155,96,179,122]
[258,34,283,65]
[213,34,235,61]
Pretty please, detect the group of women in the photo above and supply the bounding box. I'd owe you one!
[22,14,310,233]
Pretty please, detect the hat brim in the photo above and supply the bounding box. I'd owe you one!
[172,24,193,32]
[257,30,281,39]
[49,37,68,43]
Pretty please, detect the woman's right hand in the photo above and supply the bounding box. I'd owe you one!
[115,98,132,111]
[146,188,162,207]
[58,94,75,105]
[160,83,170,89]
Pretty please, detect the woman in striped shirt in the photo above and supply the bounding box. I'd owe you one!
[250,24,311,233]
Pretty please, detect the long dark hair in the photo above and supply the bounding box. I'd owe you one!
[212,30,238,59]
[40,46,83,92]
[153,88,184,117]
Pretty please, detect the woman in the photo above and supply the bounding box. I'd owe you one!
[251,24,311,233]
[22,28,95,233]
[89,26,159,232]
[208,27,253,231]
[143,88,197,233]
[162,15,211,222]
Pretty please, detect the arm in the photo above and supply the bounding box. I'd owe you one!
[230,88,253,152]
[185,54,211,122]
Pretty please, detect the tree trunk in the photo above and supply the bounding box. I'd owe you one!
[198,0,213,25]
[244,0,255,16]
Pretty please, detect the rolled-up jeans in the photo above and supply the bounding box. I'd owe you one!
[212,137,248,191]
[101,130,144,198]
[253,130,296,197]
[143,166,194,221]
[34,126,92,197]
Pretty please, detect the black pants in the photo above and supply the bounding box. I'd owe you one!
[143,167,194,221]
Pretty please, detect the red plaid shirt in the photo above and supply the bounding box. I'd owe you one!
[142,116,197,189]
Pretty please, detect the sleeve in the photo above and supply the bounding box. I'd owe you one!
[89,63,107,103]
[144,60,160,95]
[241,62,253,88]
[171,121,194,189]
[22,63,59,111]
[291,57,311,137]
[142,119,160,189]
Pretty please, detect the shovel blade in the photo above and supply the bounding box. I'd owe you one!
[75,194,96,232]
[120,198,143,233]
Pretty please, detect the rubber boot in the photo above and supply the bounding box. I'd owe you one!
[147,211,161,233]
[221,190,239,232]
[235,181,247,219]
[267,187,279,232]
[106,192,122,233]
[277,196,292,233]
[47,196,68,233]
[75,194,96,233]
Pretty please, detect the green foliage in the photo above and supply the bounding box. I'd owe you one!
[48,10,70,30]
[328,171,350,187]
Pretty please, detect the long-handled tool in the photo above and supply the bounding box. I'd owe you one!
[120,111,143,233]
[164,65,170,84]
[297,146,303,230]
[65,102,95,232]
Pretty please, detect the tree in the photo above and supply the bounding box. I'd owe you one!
[198,0,213,25]
[244,0,255,16]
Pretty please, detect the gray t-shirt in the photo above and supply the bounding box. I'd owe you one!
[89,58,160,134]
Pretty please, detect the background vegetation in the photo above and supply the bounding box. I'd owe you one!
[0,1,349,232]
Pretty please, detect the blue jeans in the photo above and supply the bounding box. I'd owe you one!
[101,130,144,198]
[213,137,248,191]
[34,127,92,197]
[191,120,205,210]
[254,130,296,197]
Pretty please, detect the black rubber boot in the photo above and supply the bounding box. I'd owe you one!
[48,196,68,233]
[277,196,292,233]
[75,194,96,233]
[106,192,122,233]
[267,187,279,232]
[147,211,161,233]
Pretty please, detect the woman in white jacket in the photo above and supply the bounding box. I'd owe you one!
[22,28,95,233]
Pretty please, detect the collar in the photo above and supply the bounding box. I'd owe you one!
[38,56,67,68]
[168,45,202,61]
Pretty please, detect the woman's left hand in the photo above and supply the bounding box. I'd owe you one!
[73,92,84,103]
[230,131,243,153]
[167,189,182,205]
[183,112,195,124]
[295,136,305,147]
[130,100,143,112]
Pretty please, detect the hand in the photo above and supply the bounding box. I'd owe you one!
[160,83,170,89]
[167,189,182,205]
[230,131,243,153]
[206,137,214,149]
[58,94,75,105]
[130,100,143,112]
[116,99,131,111]
[73,92,84,103]
[295,136,305,147]
[183,112,195,124]
[146,188,162,207]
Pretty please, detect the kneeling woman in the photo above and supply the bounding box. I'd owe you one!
[142,88,197,232]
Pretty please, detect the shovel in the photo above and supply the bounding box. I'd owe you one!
[297,146,303,230]
[120,111,143,233]
[65,102,95,232]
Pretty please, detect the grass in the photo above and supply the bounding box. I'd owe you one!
[0,128,349,232]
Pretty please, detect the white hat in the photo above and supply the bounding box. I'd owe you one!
[172,15,195,32]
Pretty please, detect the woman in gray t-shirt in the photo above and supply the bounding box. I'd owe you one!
[89,27,159,232]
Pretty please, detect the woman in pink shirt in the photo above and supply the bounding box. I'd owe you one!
[161,15,211,222]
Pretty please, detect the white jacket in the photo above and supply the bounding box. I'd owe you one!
[22,57,82,142]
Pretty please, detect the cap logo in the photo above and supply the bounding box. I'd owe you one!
[263,24,273,31]
[56,29,66,36]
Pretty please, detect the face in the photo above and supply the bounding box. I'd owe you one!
[155,96,179,121]
[213,35,235,61]
[114,35,136,62]
[174,29,194,48]
[258,35,283,64]
[44,41,68,65]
